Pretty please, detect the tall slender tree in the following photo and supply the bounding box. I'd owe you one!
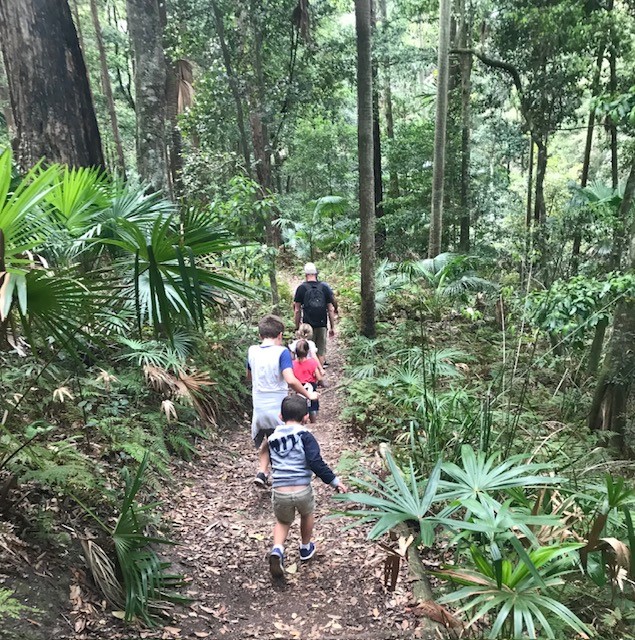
[356,0,376,338]
[126,0,168,192]
[378,0,399,200]
[588,153,635,451]
[371,0,385,253]
[89,0,126,173]
[429,0,451,258]
[0,0,103,169]
[457,0,471,252]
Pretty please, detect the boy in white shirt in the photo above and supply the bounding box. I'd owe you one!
[247,315,317,487]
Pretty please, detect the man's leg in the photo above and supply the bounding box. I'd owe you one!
[313,326,328,365]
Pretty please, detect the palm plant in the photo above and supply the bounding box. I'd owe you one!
[78,453,188,624]
[102,208,246,338]
[1,148,250,355]
[335,452,443,545]
[436,543,590,639]
[436,445,562,514]
[279,195,355,260]
[398,253,498,318]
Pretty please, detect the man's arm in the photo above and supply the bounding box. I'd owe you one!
[282,368,318,400]
[327,303,337,337]
[293,302,302,330]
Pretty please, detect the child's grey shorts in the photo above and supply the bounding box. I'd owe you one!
[272,485,315,524]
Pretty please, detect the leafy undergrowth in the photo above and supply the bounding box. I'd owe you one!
[1,327,443,640]
[322,255,635,640]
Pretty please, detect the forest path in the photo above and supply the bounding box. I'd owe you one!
[135,329,425,640]
[147,338,424,640]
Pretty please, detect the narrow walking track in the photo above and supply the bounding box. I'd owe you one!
[64,335,430,639]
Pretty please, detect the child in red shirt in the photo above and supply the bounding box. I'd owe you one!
[292,339,323,423]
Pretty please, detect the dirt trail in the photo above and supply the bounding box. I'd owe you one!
[18,326,429,639]
[135,331,424,640]
[61,328,430,640]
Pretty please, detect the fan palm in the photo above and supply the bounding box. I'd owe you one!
[335,452,443,544]
[436,543,590,639]
[78,453,188,624]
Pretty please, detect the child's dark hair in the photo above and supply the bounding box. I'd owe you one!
[258,314,285,339]
[281,394,308,422]
[295,339,310,359]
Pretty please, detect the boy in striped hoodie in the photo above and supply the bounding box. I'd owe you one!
[259,394,347,578]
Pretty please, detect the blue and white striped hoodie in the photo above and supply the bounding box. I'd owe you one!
[268,422,341,489]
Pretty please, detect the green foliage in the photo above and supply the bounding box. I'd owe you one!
[336,453,443,545]
[0,589,38,621]
[527,273,635,347]
[279,194,357,261]
[436,445,561,511]
[0,148,250,354]
[437,544,590,639]
[80,454,188,624]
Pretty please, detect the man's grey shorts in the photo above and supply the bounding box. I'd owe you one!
[272,485,315,524]
[312,326,328,356]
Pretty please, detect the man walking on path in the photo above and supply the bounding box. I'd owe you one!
[293,263,337,366]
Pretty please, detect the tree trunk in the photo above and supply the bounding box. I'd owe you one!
[0,65,14,139]
[526,139,534,228]
[533,138,547,225]
[589,154,635,452]
[379,0,399,199]
[458,0,471,253]
[166,59,191,199]
[125,0,168,192]
[371,0,385,254]
[356,0,376,338]
[248,2,279,309]
[89,0,126,174]
[428,0,451,258]
[608,28,622,270]
[572,47,604,276]
[587,317,608,377]
[210,0,252,174]
[0,0,103,170]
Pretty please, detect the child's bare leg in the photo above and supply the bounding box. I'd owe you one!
[300,513,315,545]
[273,520,291,547]
[309,412,317,424]
[258,440,270,475]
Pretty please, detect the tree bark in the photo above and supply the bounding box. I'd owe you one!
[0,0,104,170]
[210,0,252,174]
[0,64,14,139]
[572,47,605,276]
[125,0,168,192]
[371,0,385,254]
[89,0,126,174]
[526,139,534,228]
[379,0,399,200]
[589,154,635,452]
[166,59,192,200]
[356,0,376,338]
[429,0,451,258]
[458,0,471,253]
[533,136,547,225]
